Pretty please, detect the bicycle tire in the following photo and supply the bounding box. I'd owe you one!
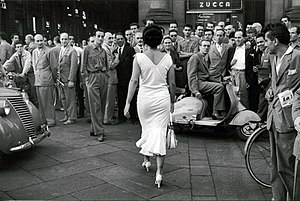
[244,126,271,188]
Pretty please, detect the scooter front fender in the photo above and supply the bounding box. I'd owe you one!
[229,110,261,126]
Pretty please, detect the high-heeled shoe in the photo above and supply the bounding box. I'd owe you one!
[155,173,163,188]
[141,161,151,172]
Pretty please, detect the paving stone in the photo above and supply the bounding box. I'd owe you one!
[8,150,60,171]
[166,152,189,168]
[191,176,215,197]
[7,173,104,200]
[50,194,79,200]
[192,196,217,201]
[71,183,144,200]
[30,157,113,181]
[189,148,208,160]
[190,165,211,176]
[46,144,121,163]
[215,187,266,200]
[206,142,245,167]
[150,189,192,200]
[58,138,100,148]
[33,139,73,155]
[105,140,139,152]
[164,168,191,189]
[211,166,261,188]
[0,191,13,200]
[0,166,42,191]
[89,166,177,199]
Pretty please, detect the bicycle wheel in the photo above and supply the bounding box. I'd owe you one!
[244,125,271,188]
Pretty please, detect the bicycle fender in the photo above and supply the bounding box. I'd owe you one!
[229,110,261,126]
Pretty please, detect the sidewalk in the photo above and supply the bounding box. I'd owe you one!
[0,113,271,200]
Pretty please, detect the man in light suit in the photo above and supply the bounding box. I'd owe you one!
[187,39,225,120]
[32,34,57,127]
[57,33,78,125]
[292,88,300,201]
[103,32,119,125]
[208,29,230,82]
[265,23,300,201]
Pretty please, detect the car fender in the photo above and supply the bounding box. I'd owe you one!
[26,101,44,129]
[229,110,261,126]
[0,117,29,154]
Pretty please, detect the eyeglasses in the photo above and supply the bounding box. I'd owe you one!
[136,37,143,39]
[170,35,177,37]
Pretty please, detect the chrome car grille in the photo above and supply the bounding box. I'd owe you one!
[7,97,36,139]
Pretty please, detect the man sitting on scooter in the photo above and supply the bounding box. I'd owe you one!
[187,38,226,120]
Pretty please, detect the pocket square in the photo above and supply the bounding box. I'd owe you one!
[288,69,297,75]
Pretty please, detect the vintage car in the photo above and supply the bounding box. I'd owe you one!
[0,87,50,154]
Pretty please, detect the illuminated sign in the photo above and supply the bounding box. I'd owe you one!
[187,0,242,11]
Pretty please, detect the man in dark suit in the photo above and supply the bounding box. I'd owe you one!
[113,32,136,123]
[253,33,271,121]
[265,23,300,201]
[187,39,225,119]
[227,30,255,110]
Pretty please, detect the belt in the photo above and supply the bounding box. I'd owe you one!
[232,69,245,72]
[88,69,106,74]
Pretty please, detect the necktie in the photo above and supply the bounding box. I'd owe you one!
[140,46,143,53]
[19,55,23,73]
[118,47,122,58]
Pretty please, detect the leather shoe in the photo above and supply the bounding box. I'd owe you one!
[97,134,105,142]
[212,112,225,120]
[63,119,76,125]
[59,116,68,122]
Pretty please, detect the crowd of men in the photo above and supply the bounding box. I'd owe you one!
[0,16,300,200]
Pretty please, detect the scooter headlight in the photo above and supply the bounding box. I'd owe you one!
[0,100,11,116]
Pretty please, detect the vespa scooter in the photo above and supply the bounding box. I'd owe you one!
[171,80,263,140]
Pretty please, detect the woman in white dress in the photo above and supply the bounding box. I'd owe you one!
[124,25,176,188]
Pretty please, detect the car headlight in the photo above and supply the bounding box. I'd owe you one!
[0,100,11,116]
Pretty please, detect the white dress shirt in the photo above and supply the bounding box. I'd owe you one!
[232,44,245,70]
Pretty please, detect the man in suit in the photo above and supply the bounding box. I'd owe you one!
[292,88,300,201]
[208,29,230,82]
[133,32,144,53]
[3,40,31,91]
[103,32,119,125]
[81,29,109,142]
[253,33,271,121]
[57,33,78,125]
[227,30,255,109]
[0,32,14,65]
[187,39,225,120]
[178,24,199,89]
[113,32,136,123]
[32,34,57,127]
[265,23,300,201]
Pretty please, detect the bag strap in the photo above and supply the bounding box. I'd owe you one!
[169,112,173,126]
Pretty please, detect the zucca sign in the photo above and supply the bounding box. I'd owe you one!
[187,0,242,11]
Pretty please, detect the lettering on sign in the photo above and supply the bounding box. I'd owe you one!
[199,1,231,8]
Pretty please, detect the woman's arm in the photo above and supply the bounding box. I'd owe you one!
[124,56,141,117]
[167,64,176,112]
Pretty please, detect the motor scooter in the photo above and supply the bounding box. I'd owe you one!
[171,79,263,140]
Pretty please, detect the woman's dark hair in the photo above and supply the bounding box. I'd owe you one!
[143,25,163,48]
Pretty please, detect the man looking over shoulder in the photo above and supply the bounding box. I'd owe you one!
[265,23,300,201]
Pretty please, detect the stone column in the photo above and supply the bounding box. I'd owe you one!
[286,0,300,25]
[144,0,173,27]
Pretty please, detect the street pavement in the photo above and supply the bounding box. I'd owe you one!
[0,111,271,200]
